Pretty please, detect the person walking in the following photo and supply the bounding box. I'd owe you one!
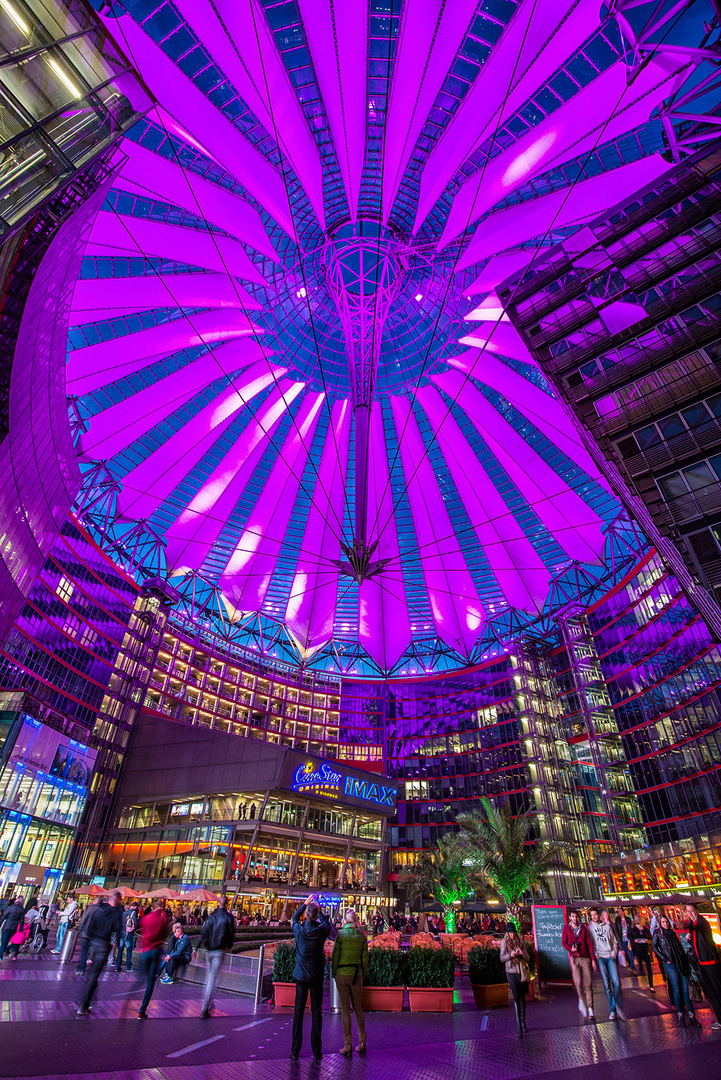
[629,913,654,990]
[116,902,139,972]
[614,907,635,973]
[290,894,331,1061]
[587,909,622,1019]
[132,898,170,1019]
[562,910,597,1021]
[500,926,532,1037]
[77,891,123,1016]
[0,896,26,961]
[685,903,721,1029]
[52,895,78,954]
[195,894,235,1018]
[331,909,369,1056]
[653,915,701,1028]
[76,896,104,975]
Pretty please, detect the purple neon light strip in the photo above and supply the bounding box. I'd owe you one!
[439,351,602,481]
[390,395,484,655]
[285,398,351,650]
[117,363,286,520]
[458,154,671,270]
[87,212,266,287]
[299,0,367,223]
[119,141,278,262]
[435,368,607,564]
[381,0,477,223]
[415,0,591,232]
[66,308,262,397]
[174,0,325,231]
[165,380,305,573]
[70,274,262,326]
[417,384,550,613]
[440,55,684,247]
[358,404,410,670]
[218,392,325,610]
[101,13,294,236]
[80,339,270,462]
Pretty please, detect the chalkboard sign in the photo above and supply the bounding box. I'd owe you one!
[533,904,571,983]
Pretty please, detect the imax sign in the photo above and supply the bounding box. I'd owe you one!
[343,776,396,808]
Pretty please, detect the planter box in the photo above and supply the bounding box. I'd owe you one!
[408,987,454,1013]
[273,982,311,1009]
[362,986,404,1012]
[471,982,508,1009]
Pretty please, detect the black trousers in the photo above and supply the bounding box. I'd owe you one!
[291,979,323,1058]
[79,939,111,1012]
[634,952,653,987]
[699,961,721,1022]
[507,972,527,1005]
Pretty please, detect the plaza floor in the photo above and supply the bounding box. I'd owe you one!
[0,949,719,1080]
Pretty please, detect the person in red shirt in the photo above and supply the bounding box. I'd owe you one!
[562,910,598,1021]
[131,899,170,1019]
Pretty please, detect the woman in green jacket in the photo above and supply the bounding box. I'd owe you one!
[331,909,369,1057]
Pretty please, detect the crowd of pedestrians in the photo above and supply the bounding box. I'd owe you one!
[1,888,721,1059]
[561,902,721,1031]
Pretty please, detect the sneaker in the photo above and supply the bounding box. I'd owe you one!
[578,999,587,1017]
[159,975,173,985]
[711,1021,721,1030]
[588,1009,595,1022]
[76,1009,89,1017]
[137,1012,147,1020]
[609,1011,616,1020]
[649,988,656,993]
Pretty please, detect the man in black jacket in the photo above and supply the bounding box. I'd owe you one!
[0,896,25,961]
[290,895,331,1062]
[685,903,721,1028]
[77,891,123,1016]
[196,895,235,1018]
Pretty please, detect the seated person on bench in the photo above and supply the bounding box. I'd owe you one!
[159,922,193,984]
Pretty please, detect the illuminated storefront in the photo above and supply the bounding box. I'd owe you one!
[96,713,395,916]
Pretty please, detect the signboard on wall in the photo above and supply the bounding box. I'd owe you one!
[281,751,398,814]
[532,904,572,983]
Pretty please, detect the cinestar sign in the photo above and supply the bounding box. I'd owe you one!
[291,761,396,809]
[293,762,342,797]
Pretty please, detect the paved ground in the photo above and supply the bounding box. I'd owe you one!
[0,946,719,1080]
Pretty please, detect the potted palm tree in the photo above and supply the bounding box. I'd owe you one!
[362,945,407,1011]
[405,946,456,1012]
[457,798,566,932]
[467,944,508,1008]
[398,833,484,934]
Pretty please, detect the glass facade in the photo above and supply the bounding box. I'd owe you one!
[0,697,97,897]
[0,0,150,240]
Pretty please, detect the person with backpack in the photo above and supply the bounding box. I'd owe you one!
[116,902,139,972]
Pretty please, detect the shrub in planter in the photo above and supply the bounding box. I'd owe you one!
[272,940,300,1007]
[467,945,508,1009]
[272,941,296,982]
[406,946,455,1013]
[362,946,407,1011]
